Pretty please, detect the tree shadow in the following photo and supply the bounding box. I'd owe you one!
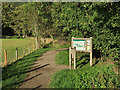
[32,64,41,69]
[93,48,101,59]
[2,73,42,88]
[93,59,99,66]
[76,54,90,68]
[77,59,90,68]
[3,57,44,72]
[31,85,42,90]
[2,64,50,81]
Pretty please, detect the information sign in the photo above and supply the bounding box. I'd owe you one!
[73,39,86,51]
[69,37,93,70]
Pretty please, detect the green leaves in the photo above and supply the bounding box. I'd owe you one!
[2,2,119,61]
[49,65,119,88]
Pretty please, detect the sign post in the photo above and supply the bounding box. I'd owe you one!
[69,47,72,70]
[90,37,92,66]
[69,37,92,70]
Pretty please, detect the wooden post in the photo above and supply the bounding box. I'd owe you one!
[16,48,18,60]
[74,47,76,70]
[72,48,74,59]
[23,46,25,56]
[4,49,7,66]
[85,40,87,50]
[69,47,72,70]
[90,37,92,66]
[71,37,74,48]
[33,43,35,52]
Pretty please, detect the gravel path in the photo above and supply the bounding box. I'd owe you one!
[19,49,68,89]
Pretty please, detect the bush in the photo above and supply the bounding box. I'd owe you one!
[49,65,119,88]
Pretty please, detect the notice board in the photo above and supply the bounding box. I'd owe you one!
[71,37,92,52]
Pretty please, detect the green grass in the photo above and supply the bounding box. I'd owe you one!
[2,39,36,66]
[2,43,70,89]
[55,50,90,67]
[2,47,52,88]
[49,50,119,88]
[49,65,119,88]
[55,50,69,65]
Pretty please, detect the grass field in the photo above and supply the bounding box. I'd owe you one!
[2,39,36,66]
[2,48,53,88]
[49,50,119,88]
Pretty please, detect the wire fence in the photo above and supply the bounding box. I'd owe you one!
[2,43,38,67]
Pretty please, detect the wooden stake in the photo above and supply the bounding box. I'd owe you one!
[71,48,74,59]
[74,47,76,70]
[16,48,18,60]
[4,49,7,66]
[23,46,25,56]
[90,52,92,66]
[69,47,72,70]
[90,37,92,66]
[71,37,74,48]
[33,43,35,52]
[85,40,87,50]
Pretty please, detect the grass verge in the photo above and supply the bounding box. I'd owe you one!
[49,64,119,88]
[49,50,119,88]
[2,48,52,89]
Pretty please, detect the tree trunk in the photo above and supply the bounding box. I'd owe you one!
[36,36,38,49]
[35,23,38,49]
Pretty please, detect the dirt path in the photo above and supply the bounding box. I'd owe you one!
[19,49,68,89]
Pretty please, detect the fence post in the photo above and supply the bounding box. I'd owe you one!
[23,46,25,56]
[33,43,35,52]
[16,48,18,60]
[90,37,92,66]
[4,49,7,66]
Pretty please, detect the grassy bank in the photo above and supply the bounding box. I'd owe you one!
[2,48,52,88]
[2,39,36,66]
[49,50,119,88]
[49,65,119,88]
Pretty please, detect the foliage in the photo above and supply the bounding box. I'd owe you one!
[2,2,120,61]
[49,64,119,88]
[50,2,120,61]
[2,36,23,39]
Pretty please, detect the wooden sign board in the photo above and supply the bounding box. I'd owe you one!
[71,37,92,52]
[69,37,93,70]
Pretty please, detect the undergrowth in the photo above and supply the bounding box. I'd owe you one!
[49,50,119,88]
[49,64,119,88]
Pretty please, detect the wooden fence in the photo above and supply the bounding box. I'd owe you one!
[3,43,37,67]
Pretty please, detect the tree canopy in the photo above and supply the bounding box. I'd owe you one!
[2,2,120,61]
